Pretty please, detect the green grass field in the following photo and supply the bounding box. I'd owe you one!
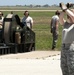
[2,10,63,50]
[31,11,62,50]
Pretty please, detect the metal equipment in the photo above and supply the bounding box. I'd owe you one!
[0,14,35,55]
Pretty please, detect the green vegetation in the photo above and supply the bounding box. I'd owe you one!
[30,11,62,50]
[3,10,63,50]
[0,6,61,10]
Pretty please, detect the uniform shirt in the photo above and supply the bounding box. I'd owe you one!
[62,22,74,44]
[51,15,59,28]
[0,17,4,24]
[22,16,33,28]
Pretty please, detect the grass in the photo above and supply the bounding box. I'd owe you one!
[33,24,51,50]
[3,10,63,50]
[31,11,62,50]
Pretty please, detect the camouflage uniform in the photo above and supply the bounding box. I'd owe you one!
[51,27,58,49]
[61,22,74,75]
[61,42,74,75]
[58,2,74,75]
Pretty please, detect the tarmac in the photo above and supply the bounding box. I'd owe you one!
[0,51,62,75]
[0,51,60,59]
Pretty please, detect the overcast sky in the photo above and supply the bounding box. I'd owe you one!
[0,0,74,6]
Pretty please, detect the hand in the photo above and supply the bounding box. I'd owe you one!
[59,2,67,11]
[66,3,73,8]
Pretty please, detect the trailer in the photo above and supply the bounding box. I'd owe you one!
[0,14,35,55]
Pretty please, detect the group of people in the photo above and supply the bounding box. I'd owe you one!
[51,2,74,75]
[0,3,74,75]
[21,6,74,75]
[0,11,33,30]
[21,4,74,75]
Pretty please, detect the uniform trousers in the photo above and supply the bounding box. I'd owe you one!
[52,29,58,49]
[61,42,74,75]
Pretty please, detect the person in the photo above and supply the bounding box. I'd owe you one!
[0,11,4,29]
[59,2,74,75]
[22,11,33,29]
[0,11,4,42]
[50,10,60,50]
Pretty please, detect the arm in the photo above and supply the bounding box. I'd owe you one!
[50,19,52,29]
[59,2,74,23]
[50,19,53,33]
[65,9,74,23]
[30,17,33,29]
[55,19,59,35]
[59,11,65,25]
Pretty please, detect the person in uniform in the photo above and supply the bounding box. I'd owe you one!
[0,11,4,29]
[50,10,60,50]
[59,2,74,75]
[22,11,33,29]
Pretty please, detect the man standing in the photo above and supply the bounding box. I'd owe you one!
[22,11,33,29]
[50,10,60,50]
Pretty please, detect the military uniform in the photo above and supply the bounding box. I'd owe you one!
[59,2,74,75]
[61,22,74,75]
[51,15,59,49]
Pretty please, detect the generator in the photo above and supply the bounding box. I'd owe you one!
[0,14,35,55]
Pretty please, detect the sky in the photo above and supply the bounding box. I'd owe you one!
[0,0,74,6]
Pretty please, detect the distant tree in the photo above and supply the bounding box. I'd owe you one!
[35,5,41,7]
[29,4,33,7]
[51,4,58,7]
[43,4,49,7]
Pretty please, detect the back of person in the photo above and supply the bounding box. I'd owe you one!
[51,15,59,28]
[50,10,60,50]
[51,15,59,33]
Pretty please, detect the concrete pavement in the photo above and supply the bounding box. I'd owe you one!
[0,51,62,75]
[0,51,60,59]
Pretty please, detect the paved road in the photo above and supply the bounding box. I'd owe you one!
[0,54,62,75]
[0,51,60,59]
